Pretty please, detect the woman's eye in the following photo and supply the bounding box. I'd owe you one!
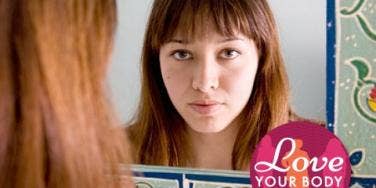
[171,50,192,61]
[220,49,241,59]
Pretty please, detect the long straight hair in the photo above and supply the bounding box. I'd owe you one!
[128,0,290,170]
[0,0,132,187]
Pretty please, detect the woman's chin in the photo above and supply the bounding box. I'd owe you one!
[187,121,229,134]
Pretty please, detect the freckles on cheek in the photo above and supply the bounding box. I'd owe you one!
[162,70,172,88]
[161,63,173,81]
[162,68,181,93]
[161,62,192,96]
[163,67,176,81]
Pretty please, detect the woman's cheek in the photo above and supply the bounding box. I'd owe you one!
[224,67,256,105]
[162,66,190,101]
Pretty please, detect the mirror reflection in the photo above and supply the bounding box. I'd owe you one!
[109,0,326,171]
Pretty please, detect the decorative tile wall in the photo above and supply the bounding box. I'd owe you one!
[327,0,376,187]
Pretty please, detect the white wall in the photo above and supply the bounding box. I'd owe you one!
[109,0,326,123]
[270,0,326,122]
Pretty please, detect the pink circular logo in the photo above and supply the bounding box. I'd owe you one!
[250,121,351,188]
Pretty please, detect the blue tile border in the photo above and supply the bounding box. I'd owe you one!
[327,0,336,133]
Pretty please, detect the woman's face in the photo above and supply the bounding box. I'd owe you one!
[159,23,259,133]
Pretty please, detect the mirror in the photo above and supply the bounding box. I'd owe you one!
[109,0,326,123]
[108,1,326,178]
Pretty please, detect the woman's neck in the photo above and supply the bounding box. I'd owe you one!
[187,121,240,170]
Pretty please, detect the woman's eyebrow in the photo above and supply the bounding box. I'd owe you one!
[218,37,245,43]
[166,38,189,44]
[165,37,245,45]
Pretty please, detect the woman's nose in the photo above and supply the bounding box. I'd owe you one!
[191,56,219,93]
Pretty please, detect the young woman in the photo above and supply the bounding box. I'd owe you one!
[128,0,296,171]
[0,0,132,187]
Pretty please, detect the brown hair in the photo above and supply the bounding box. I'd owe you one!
[128,0,290,170]
[0,0,132,187]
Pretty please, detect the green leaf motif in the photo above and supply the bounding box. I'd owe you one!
[340,0,365,15]
[350,59,370,81]
[356,14,376,42]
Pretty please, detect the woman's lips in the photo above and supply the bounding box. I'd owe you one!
[188,100,223,115]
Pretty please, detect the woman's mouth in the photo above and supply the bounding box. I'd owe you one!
[188,100,223,115]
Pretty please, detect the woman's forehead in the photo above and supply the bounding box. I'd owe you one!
[168,19,243,42]
[168,32,248,46]
[155,3,259,49]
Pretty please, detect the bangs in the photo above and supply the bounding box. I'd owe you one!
[151,0,262,50]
